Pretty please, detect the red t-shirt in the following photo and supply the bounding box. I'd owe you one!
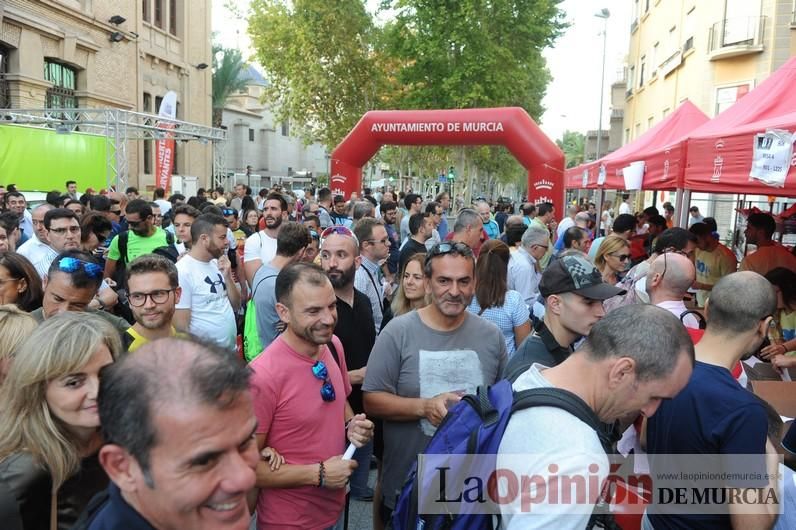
[250,334,352,529]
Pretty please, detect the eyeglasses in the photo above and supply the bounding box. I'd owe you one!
[365,238,390,246]
[128,289,175,307]
[0,277,20,286]
[127,218,149,228]
[532,243,549,250]
[311,360,336,402]
[309,229,320,241]
[50,226,81,235]
[109,209,122,215]
[320,226,359,248]
[610,253,631,262]
[56,256,103,278]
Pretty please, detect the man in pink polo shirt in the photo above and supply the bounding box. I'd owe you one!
[250,262,374,530]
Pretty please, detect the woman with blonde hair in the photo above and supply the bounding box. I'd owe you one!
[467,239,531,355]
[391,252,429,317]
[0,312,121,529]
[0,304,37,384]
[594,234,631,285]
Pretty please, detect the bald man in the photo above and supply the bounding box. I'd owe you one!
[645,252,700,328]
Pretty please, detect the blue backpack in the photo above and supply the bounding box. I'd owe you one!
[390,379,617,530]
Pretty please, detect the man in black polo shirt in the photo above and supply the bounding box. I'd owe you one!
[398,212,433,273]
[319,228,377,501]
[504,253,625,380]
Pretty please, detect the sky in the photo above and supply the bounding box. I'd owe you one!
[211,0,632,143]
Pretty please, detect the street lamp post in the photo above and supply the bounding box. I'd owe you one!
[594,8,610,218]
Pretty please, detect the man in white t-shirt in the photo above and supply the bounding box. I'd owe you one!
[174,213,240,349]
[498,305,694,528]
[618,193,632,215]
[243,192,288,285]
[152,187,172,217]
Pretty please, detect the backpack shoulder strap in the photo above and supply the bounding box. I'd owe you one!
[250,273,278,299]
[118,230,129,264]
[680,309,706,330]
[512,387,613,451]
[165,230,174,245]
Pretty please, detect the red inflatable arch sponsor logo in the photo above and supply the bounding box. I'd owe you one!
[329,107,565,213]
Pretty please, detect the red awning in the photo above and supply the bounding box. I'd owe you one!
[682,57,796,197]
[566,100,709,190]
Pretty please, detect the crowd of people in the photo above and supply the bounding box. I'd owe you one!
[0,179,794,530]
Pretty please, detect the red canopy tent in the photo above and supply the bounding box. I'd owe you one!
[565,100,709,190]
[682,56,796,196]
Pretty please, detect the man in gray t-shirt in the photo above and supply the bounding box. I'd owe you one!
[363,242,507,521]
[250,222,312,358]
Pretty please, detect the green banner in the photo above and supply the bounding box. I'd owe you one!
[0,124,108,190]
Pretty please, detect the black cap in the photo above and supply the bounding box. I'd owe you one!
[539,254,626,300]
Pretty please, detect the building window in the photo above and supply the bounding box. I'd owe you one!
[44,60,77,108]
[0,45,9,109]
[169,0,177,35]
[684,7,695,52]
[648,116,654,130]
[143,0,150,22]
[715,84,750,115]
[143,92,152,174]
[639,56,646,87]
[154,0,164,29]
[281,120,289,136]
[249,128,255,142]
[155,95,163,112]
[625,128,630,143]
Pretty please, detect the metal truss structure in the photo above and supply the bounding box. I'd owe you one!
[0,108,226,190]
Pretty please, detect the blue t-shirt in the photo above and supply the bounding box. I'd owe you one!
[646,361,768,530]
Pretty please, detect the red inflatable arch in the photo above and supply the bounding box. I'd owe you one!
[329,107,565,213]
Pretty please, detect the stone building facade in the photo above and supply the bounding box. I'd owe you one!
[0,0,213,190]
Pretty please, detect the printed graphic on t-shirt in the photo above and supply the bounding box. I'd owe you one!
[418,349,484,436]
[204,273,226,294]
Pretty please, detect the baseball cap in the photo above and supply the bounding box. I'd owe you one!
[539,254,626,300]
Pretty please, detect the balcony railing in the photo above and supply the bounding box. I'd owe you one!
[708,16,765,59]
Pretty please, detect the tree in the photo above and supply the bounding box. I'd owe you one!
[248,0,384,148]
[211,43,249,127]
[380,0,566,119]
[557,130,585,168]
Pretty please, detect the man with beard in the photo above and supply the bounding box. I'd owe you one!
[250,263,374,529]
[363,242,507,524]
[251,222,311,351]
[123,255,183,352]
[645,272,780,530]
[174,214,240,349]
[319,229,377,501]
[244,193,288,286]
[103,199,174,282]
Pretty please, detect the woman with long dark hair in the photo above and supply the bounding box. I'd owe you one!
[0,252,43,312]
[467,239,531,355]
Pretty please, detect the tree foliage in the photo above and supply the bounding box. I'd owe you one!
[380,0,566,119]
[246,0,566,191]
[556,130,585,168]
[248,0,382,147]
[211,43,249,128]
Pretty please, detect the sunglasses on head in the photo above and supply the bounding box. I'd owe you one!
[56,256,103,278]
[427,241,473,259]
[320,225,359,248]
[222,208,236,216]
[311,360,336,402]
